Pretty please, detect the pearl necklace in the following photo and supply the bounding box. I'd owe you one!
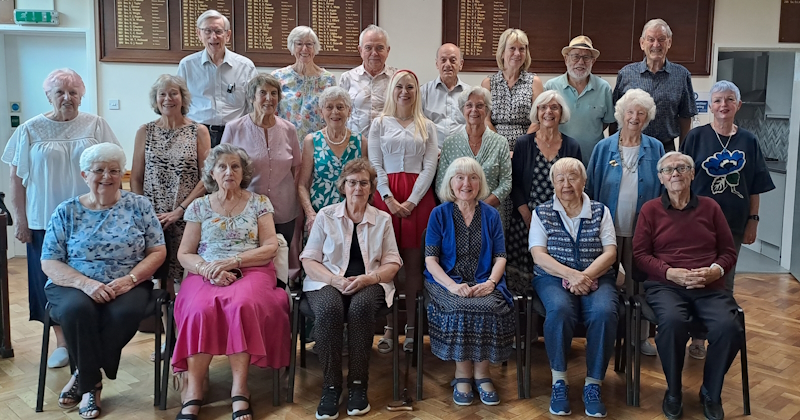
[324,127,349,146]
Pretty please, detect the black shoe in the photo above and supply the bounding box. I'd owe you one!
[316,386,342,420]
[662,391,683,420]
[699,390,724,420]
[346,381,371,416]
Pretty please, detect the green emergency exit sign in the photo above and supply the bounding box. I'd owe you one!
[14,10,59,25]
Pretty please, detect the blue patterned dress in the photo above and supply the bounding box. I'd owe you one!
[309,130,362,212]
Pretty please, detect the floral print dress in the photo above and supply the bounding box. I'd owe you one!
[309,130,362,212]
[187,193,274,260]
[271,66,336,145]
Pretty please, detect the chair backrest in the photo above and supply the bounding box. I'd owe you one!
[274,233,289,283]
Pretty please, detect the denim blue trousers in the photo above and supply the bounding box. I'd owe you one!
[533,274,619,380]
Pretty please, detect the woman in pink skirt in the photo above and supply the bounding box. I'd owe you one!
[368,69,438,352]
[173,143,289,420]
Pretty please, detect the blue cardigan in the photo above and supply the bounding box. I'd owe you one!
[586,132,664,221]
[424,201,513,306]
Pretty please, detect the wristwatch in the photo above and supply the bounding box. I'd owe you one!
[747,215,760,221]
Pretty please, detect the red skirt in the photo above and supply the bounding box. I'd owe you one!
[373,172,436,249]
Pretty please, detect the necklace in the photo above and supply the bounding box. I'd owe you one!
[324,127,349,146]
[396,115,414,122]
[712,123,734,151]
[617,138,639,173]
[217,192,243,217]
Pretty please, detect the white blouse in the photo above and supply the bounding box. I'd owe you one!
[1,113,120,229]
[368,116,439,204]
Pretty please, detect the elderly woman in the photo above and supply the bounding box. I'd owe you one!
[369,69,438,352]
[435,86,511,210]
[271,25,337,144]
[506,90,581,295]
[633,152,740,420]
[131,74,210,297]
[425,157,514,406]
[40,143,166,419]
[172,144,289,420]
[2,68,120,369]
[300,158,401,419]
[530,157,618,418]
[586,88,664,356]
[298,86,366,233]
[222,73,301,245]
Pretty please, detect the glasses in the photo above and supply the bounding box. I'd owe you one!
[567,54,594,63]
[464,102,486,110]
[200,28,226,36]
[89,168,122,177]
[658,165,692,175]
[294,42,315,50]
[538,104,561,112]
[345,179,370,188]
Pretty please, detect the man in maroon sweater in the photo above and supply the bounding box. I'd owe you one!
[633,152,741,420]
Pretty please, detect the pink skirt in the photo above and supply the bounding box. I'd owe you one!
[172,264,290,372]
[373,172,436,249]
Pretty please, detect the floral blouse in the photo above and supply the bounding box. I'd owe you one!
[184,193,275,261]
[271,66,336,145]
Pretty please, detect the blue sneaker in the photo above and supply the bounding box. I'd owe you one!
[583,383,607,418]
[474,378,500,406]
[550,380,571,415]
[450,378,474,406]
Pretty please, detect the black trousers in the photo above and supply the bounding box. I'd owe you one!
[275,219,296,246]
[305,284,385,389]
[644,281,742,402]
[203,124,225,148]
[45,281,153,394]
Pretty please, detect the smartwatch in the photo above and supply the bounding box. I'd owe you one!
[747,215,759,221]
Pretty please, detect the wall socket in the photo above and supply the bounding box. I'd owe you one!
[108,99,120,110]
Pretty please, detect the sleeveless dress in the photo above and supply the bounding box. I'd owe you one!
[309,130,362,212]
[143,121,200,285]
[489,70,534,151]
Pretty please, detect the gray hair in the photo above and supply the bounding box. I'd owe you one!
[80,143,126,172]
[657,151,694,171]
[196,10,230,31]
[710,80,741,102]
[614,88,657,129]
[149,74,191,116]
[318,86,352,110]
[287,26,321,55]
[530,90,571,124]
[641,18,672,39]
[202,144,254,192]
[458,86,492,115]
[548,157,587,185]
[42,68,86,97]
[359,24,390,47]
[245,73,283,112]
[438,157,490,202]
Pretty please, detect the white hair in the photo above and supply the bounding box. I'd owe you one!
[80,143,126,172]
[710,80,741,102]
[530,90,571,124]
[657,151,694,171]
[287,26,321,55]
[438,157,490,202]
[614,88,657,129]
[359,24,389,47]
[42,68,86,97]
[196,10,230,31]
[641,18,672,39]
[548,157,587,184]
[318,86,352,110]
[458,86,492,115]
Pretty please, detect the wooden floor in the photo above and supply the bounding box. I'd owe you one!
[1,258,799,419]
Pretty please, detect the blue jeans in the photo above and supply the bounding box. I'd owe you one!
[533,274,619,380]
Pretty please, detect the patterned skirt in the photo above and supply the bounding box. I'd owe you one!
[425,281,515,363]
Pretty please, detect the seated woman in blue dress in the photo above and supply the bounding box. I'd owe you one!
[424,157,514,407]
[40,143,166,419]
[529,157,618,418]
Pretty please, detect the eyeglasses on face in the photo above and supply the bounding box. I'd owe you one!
[200,28,226,36]
[537,104,561,112]
[89,168,122,177]
[658,165,691,175]
[345,179,370,188]
[567,54,594,63]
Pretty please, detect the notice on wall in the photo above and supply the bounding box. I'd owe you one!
[779,0,800,43]
[115,0,169,50]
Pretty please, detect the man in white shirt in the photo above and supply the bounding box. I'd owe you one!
[177,10,258,146]
[421,43,470,148]
[339,25,397,136]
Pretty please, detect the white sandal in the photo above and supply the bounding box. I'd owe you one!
[377,326,393,354]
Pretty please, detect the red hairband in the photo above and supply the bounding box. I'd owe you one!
[397,69,418,83]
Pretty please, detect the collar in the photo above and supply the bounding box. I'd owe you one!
[557,72,598,93]
[637,58,672,74]
[434,76,467,92]
[201,48,232,66]
[553,192,593,219]
[354,64,392,79]
[332,200,376,226]
[660,191,698,210]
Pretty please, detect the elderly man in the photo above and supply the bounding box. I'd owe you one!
[177,10,257,147]
[613,19,697,152]
[340,25,397,136]
[633,151,741,420]
[544,36,615,165]
[421,43,470,148]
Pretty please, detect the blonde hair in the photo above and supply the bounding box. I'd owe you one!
[496,29,531,71]
[380,70,429,142]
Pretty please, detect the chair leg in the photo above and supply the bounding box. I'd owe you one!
[738,308,750,415]
[154,297,164,407]
[273,368,280,406]
[287,294,300,403]
[36,307,52,413]
[513,296,523,399]
[299,313,307,369]
[392,294,400,401]
[632,300,642,407]
[525,294,533,399]
[625,298,633,406]
[160,300,175,411]
[415,292,424,401]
